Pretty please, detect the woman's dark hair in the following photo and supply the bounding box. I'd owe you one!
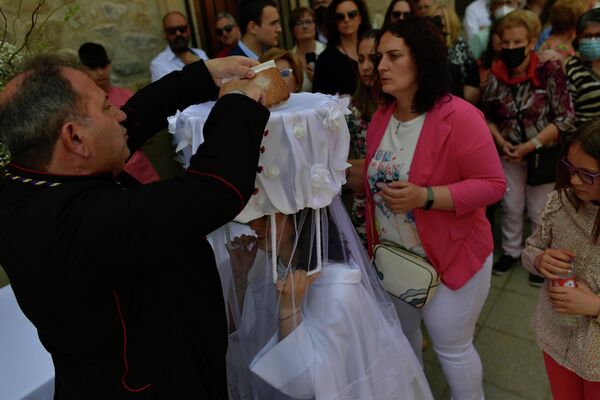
[376,17,451,114]
[556,120,600,243]
[383,0,415,28]
[325,0,372,47]
[294,208,347,271]
[352,29,381,119]
[481,18,502,68]
[574,8,600,50]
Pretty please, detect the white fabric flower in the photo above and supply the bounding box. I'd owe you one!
[311,164,331,188]
[293,124,305,140]
[265,166,280,178]
[320,97,351,130]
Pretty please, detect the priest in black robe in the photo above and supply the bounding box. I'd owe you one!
[0,55,268,399]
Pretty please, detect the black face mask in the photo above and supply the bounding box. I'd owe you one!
[169,36,189,53]
[500,46,527,69]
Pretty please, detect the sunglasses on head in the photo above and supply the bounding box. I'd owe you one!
[335,9,359,22]
[391,11,411,20]
[216,24,235,36]
[165,25,187,35]
[279,68,293,77]
[561,157,600,185]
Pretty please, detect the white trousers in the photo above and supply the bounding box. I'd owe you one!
[500,159,554,258]
[392,255,493,400]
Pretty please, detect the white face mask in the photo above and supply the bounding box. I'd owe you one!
[494,5,515,19]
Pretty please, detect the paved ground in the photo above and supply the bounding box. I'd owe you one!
[0,253,550,400]
[423,257,552,400]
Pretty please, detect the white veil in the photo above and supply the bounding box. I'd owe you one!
[172,93,433,400]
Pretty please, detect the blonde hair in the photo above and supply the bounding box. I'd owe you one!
[497,9,542,41]
[429,4,461,47]
[259,48,304,92]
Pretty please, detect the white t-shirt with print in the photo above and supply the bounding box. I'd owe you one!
[367,113,426,257]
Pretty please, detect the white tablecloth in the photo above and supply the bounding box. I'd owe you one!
[0,285,54,400]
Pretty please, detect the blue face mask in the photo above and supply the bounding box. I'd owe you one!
[579,38,600,61]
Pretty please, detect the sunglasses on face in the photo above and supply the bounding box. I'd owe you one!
[165,25,187,35]
[335,9,359,22]
[391,11,411,20]
[561,157,600,185]
[279,68,293,77]
[294,19,315,28]
[216,24,235,36]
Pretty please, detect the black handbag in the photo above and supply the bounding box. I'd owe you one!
[525,145,561,186]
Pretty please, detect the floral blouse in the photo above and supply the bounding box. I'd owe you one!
[346,105,368,245]
[481,59,575,145]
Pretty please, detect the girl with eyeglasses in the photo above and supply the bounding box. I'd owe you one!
[566,9,600,125]
[289,7,326,92]
[312,0,371,96]
[522,121,600,399]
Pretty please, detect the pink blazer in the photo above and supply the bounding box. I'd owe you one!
[365,95,506,290]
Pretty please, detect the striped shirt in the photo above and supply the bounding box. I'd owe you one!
[566,56,600,125]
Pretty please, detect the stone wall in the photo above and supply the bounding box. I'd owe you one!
[2,0,166,91]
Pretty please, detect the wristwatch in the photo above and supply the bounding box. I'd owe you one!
[530,137,543,150]
[423,187,434,211]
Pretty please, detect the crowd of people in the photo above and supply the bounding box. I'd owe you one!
[0,0,600,399]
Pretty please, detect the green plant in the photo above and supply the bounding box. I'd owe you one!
[0,1,79,168]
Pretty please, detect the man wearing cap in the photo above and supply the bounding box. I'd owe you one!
[0,55,267,399]
[78,42,134,109]
[150,11,209,81]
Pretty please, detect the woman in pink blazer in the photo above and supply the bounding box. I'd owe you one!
[364,18,505,399]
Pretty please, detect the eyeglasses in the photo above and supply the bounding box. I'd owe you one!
[279,68,293,77]
[335,9,359,22]
[294,19,315,28]
[561,157,600,185]
[216,24,235,36]
[165,25,187,35]
[391,11,411,20]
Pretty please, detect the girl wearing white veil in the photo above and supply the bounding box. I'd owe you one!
[215,198,433,400]
[171,91,433,399]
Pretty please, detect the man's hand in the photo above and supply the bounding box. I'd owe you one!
[205,56,258,86]
[549,280,600,317]
[380,180,427,214]
[534,248,574,280]
[219,78,264,104]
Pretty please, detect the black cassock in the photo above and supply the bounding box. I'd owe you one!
[0,61,269,399]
